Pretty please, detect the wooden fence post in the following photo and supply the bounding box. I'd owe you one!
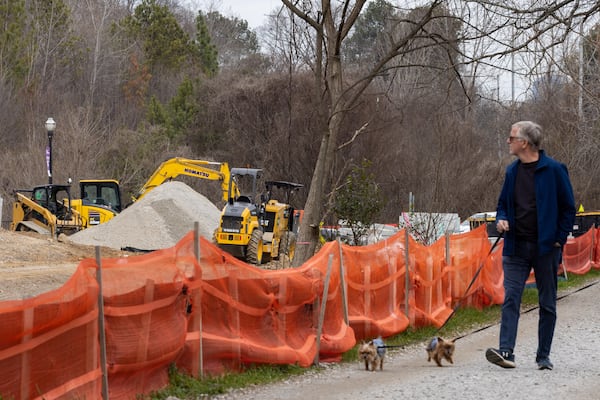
[194,222,204,378]
[404,230,410,318]
[591,228,595,263]
[314,254,334,366]
[337,239,349,325]
[96,246,109,400]
[20,307,33,399]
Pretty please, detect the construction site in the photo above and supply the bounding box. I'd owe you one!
[1,173,599,399]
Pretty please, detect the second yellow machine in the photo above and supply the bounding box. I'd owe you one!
[214,168,303,265]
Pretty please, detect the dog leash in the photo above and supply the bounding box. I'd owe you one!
[369,232,503,349]
[437,232,504,333]
[447,278,600,342]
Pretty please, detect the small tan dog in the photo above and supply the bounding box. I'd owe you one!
[426,336,455,367]
[358,337,386,371]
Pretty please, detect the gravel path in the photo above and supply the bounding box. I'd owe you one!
[215,279,600,400]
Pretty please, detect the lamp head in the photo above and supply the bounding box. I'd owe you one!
[45,117,56,134]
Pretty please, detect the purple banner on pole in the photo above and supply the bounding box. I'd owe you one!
[46,146,51,177]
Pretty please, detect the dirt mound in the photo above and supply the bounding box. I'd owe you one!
[0,228,133,300]
[68,181,221,251]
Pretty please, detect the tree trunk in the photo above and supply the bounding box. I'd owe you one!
[292,6,346,266]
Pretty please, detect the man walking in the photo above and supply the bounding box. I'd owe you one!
[486,121,576,370]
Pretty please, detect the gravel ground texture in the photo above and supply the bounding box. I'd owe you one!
[211,279,600,400]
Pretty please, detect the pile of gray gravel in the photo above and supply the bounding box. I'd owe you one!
[69,181,221,251]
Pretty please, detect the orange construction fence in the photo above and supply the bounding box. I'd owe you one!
[1,224,598,399]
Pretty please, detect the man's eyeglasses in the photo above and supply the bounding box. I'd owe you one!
[508,136,526,143]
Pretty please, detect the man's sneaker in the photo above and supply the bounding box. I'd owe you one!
[486,348,516,368]
[537,357,554,370]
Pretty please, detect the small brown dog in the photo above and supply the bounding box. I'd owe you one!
[426,336,455,367]
[358,338,385,371]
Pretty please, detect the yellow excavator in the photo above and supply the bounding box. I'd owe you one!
[131,157,238,203]
[214,168,303,265]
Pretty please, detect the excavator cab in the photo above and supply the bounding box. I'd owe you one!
[80,180,122,213]
[71,179,122,228]
[262,181,304,234]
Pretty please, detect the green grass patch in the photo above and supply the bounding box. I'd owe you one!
[148,363,308,399]
[558,268,600,289]
[148,269,600,399]
[523,268,600,306]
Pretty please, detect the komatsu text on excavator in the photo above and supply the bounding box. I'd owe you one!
[132,157,238,203]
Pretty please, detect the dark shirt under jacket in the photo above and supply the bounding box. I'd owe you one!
[514,161,538,242]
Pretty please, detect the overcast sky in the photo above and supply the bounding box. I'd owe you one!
[201,0,280,28]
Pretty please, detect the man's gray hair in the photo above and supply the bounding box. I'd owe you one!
[513,121,542,150]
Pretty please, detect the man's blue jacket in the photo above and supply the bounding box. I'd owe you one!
[496,150,576,256]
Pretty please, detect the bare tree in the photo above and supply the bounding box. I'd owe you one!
[282,0,473,265]
[279,0,600,264]
[70,0,120,107]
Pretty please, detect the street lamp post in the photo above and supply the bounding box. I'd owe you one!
[45,117,56,184]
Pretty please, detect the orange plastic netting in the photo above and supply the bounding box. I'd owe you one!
[1,224,598,399]
[0,265,101,399]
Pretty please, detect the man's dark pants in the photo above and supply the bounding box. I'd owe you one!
[500,240,561,360]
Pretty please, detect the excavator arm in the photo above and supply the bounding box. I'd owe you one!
[132,157,239,202]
